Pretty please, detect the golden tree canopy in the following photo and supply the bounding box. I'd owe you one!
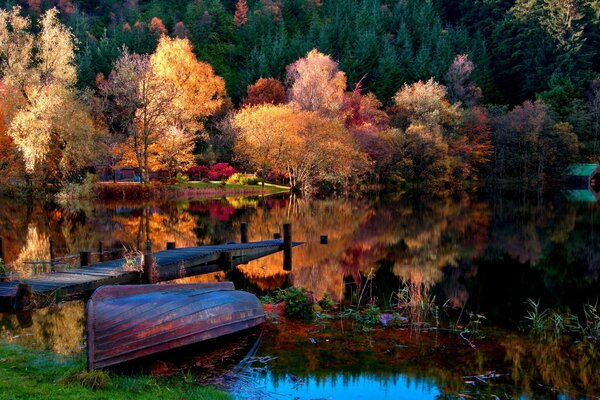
[150,36,227,133]
[0,6,97,181]
[286,49,347,115]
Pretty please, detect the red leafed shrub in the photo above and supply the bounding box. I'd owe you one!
[186,165,209,180]
[208,163,237,181]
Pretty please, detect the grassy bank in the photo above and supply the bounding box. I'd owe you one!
[90,181,289,201]
[0,343,228,400]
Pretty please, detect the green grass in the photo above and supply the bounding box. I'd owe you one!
[173,181,290,194]
[0,343,229,400]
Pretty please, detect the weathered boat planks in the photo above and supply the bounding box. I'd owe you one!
[87,282,266,370]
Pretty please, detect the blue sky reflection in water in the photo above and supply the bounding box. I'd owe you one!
[230,372,439,400]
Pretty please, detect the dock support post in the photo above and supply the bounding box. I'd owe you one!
[143,253,157,284]
[143,240,157,283]
[80,251,91,267]
[219,251,233,270]
[98,241,104,262]
[0,236,5,264]
[240,223,249,243]
[49,239,55,265]
[320,235,328,245]
[273,232,281,239]
[167,241,176,250]
[283,223,292,271]
[14,283,32,312]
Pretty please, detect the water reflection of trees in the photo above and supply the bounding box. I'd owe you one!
[0,193,597,309]
[503,335,600,397]
[0,301,85,355]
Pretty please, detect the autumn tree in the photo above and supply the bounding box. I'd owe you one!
[287,112,369,193]
[447,106,493,181]
[233,104,301,187]
[391,79,460,135]
[341,84,389,130]
[243,77,286,107]
[0,7,99,187]
[148,126,195,179]
[101,37,227,182]
[446,54,482,106]
[389,79,460,188]
[490,100,578,183]
[234,104,368,193]
[286,49,347,115]
[234,0,249,27]
[393,124,452,188]
[341,83,392,182]
[0,83,26,188]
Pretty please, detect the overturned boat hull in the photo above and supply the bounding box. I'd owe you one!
[87,282,266,369]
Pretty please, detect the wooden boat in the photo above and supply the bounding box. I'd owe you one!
[86,282,266,370]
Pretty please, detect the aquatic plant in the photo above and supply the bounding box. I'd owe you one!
[524,298,550,334]
[464,312,487,339]
[280,287,314,321]
[391,281,438,325]
[525,299,600,342]
[318,292,335,311]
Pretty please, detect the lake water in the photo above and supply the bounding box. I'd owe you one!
[0,190,599,398]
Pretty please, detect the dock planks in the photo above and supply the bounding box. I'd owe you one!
[0,240,301,312]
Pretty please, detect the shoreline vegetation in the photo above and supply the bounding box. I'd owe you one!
[56,181,290,202]
[0,343,228,400]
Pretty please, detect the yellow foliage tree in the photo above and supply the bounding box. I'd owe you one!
[148,126,196,178]
[234,104,368,192]
[101,37,227,181]
[0,7,99,187]
[286,49,347,115]
[233,104,301,187]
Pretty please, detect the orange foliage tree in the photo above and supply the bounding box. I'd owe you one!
[286,49,347,114]
[243,77,286,107]
[234,104,368,192]
[101,36,227,181]
[233,104,301,187]
[233,0,249,27]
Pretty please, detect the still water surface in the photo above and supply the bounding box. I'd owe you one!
[0,191,598,398]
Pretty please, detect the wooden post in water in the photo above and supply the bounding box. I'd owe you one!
[49,239,55,265]
[143,240,156,283]
[283,223,292,271]
[14,283,32,312]
[219,251,233,270]
[98,241,104,262]
[320,235,328,245]
[167,241,176,250]
[80,251,91,267]
[0,236,5,264]
[143,254,156,283]
[240,223,249,243]
[273,232,281,240]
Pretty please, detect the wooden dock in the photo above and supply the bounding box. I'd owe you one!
[0,239,302,312]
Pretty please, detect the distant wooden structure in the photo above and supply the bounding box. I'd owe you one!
[0,238,301,312]
[565,164,600,201]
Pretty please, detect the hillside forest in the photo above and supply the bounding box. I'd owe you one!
[0,0,599,194]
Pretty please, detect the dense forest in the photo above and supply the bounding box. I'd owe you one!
[0,0,599,194]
